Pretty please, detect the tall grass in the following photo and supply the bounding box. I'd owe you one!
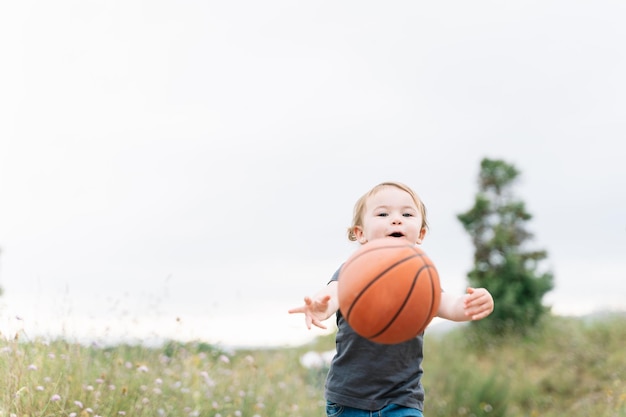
[0,336,323,417]
[1,314,625,416]
[424,314,626,417]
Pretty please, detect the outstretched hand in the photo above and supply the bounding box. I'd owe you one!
[464,287,494,320]
[288,295,333,330]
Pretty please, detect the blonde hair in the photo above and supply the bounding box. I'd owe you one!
[347,181,428,241]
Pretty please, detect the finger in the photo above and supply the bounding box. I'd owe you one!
[466,294,484,307]
[468,301,493,320]
[466,292,490,307]
[464,289,483,306]
[465,305,483,320]
[311,318,328,330]
[472,309,491,320]
[465,297,487,312]
[467,297,490,313]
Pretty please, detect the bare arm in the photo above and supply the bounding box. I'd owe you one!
[288,281,339,329]
[437,287,494,322]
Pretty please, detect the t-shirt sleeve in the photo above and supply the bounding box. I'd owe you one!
[328,265,343,284]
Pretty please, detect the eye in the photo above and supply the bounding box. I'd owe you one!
[377,212,389,217]
[403,213,414,217]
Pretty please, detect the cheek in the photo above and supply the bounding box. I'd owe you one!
[366,223,389,238]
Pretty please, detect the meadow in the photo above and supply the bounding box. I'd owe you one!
[1,313,624,417]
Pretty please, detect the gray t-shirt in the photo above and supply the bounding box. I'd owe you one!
[325,268,425,411]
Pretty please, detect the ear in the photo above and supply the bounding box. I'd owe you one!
[353,226,367,244]
[416,227,427,244]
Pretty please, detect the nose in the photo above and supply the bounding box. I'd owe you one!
[391,214,403,225]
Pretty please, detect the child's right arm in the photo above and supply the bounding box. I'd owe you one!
[288,281,339,330]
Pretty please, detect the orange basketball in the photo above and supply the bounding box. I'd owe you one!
[337,238,441,344]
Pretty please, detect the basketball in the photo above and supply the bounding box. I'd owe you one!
[337,237,441,344]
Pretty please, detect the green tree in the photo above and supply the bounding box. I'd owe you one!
[457,158,554,336]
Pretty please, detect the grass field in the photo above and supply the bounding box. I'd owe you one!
[1,313,624,417]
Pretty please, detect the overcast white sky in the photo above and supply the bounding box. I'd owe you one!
[1,1,625,347]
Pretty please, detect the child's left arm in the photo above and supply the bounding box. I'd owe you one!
[437,287,494,322]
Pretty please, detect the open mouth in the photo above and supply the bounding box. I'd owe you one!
[389,232,404,238]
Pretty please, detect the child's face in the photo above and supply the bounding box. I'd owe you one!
[354,186,426,245]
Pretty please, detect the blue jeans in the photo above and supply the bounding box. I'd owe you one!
[326,401,424,417]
